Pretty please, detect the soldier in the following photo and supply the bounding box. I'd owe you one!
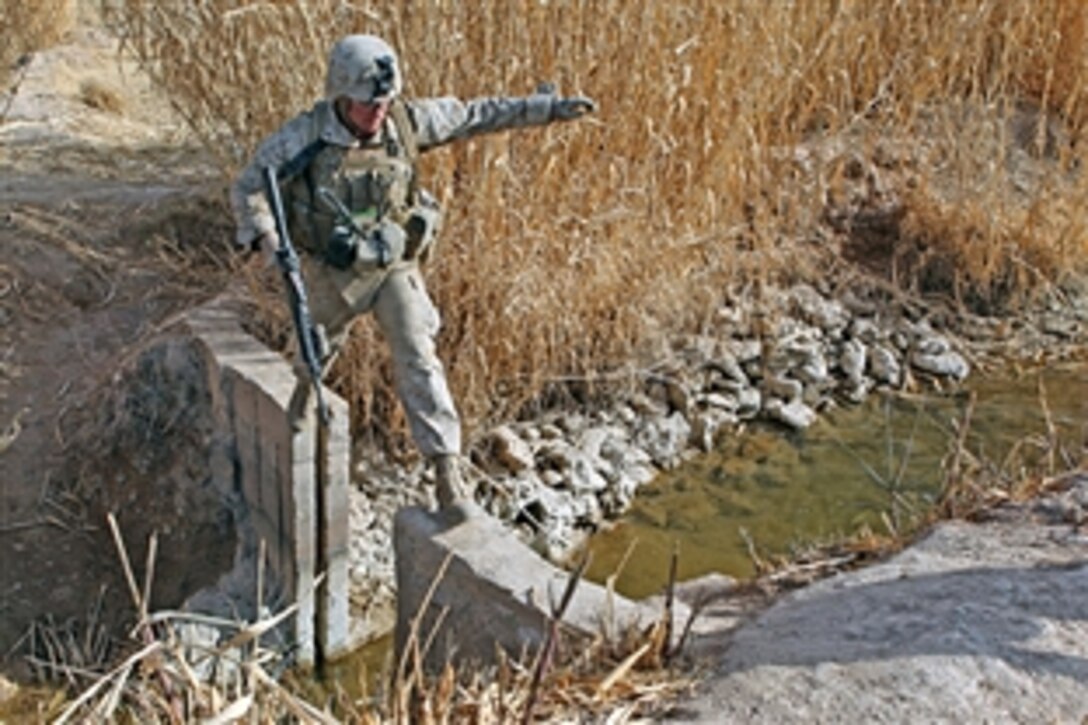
[231,34,596,509]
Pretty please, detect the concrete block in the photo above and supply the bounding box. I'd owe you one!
[243,355,297,411]
[289,396,318,669]
[394,506,687,671]
[229,370,261,512]
[318,393,352,660]
[186,297,356,671]
[258,388,287,538]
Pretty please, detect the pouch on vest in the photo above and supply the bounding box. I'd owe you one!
[317,188,388,269]
[404,189,443,262]
[353,219,406,269]
[326,217,406,270]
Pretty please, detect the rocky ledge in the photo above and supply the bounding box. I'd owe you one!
[673,470,1088,723]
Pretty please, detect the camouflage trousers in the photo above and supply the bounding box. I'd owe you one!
[301,256,461,457]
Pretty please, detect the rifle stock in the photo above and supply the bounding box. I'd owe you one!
[262,166,330,425]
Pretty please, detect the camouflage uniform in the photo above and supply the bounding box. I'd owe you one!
[231,35,594,506]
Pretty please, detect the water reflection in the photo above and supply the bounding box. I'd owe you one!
[584,364,1087,599]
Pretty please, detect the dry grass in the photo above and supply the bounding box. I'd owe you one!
[33,521,697,723]
[78,78,124,114]
[937,377,1088,519]
[0,0,75,85]
[87,0,1088,445]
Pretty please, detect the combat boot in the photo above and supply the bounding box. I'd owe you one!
[432,454,469,509]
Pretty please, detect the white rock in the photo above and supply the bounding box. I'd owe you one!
[567,454,609,494]
[868,344,902,385]
[840,338,867,384]
[614,404,637,425]
[556,413,587,435]
[695,391,740,412]
[791,283,850,332]
[911,350,970,381]
[915,334,951,356]
[536,439,578,471]
[765,373,804,402]
[541,469,565,488]
[736,387,762,418]
[765,398,818,430]
[538,423,564,440]
[849,316,881,343]
[725,339,762,363]
[578,425,623,460]
[797,352,831,386]
[634,412,692,469]
[487,425,535,473]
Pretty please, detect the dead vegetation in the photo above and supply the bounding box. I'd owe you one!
[937,375,1088,520]
[24,520,699,723]
[91,0,1088,446]
[0,0,75,88]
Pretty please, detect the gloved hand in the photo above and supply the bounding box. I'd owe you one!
[352,219,407,269]
[552,95,597,121]
[248,230,281,268]
[249,230,279,254]
[534,81,597,122]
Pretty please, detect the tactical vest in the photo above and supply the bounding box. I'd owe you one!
[280,100,434,263]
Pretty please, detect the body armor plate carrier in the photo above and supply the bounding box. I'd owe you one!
[279,100,441,269]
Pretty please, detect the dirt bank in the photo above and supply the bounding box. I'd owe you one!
[0,25,237,672]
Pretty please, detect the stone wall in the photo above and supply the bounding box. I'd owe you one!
[185,300,350,667]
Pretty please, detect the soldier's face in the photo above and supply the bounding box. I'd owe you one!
[341,97,390,139]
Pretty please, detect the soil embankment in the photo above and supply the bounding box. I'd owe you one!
[1,25,236,668]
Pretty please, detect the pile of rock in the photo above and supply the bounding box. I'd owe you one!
[347,280,979,615]
[466,282,973,558]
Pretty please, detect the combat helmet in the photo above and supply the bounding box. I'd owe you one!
[325,35,402,103]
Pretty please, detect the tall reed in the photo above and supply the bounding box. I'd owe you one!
[99,0,1087,439]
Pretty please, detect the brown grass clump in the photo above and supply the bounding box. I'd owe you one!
[103,1,1088,443]
[79,78,124,114]
[938,376,1088,519]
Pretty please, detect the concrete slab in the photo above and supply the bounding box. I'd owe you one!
[318,394,352,660]
[181,297,354,670]
[394,505,688,671]
[289,398,317,669]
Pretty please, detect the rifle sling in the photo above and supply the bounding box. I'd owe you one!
[277,138,329,183]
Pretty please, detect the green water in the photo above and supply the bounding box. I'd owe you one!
[584,364,1087,599]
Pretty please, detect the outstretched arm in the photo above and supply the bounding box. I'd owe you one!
[407,86,596,150]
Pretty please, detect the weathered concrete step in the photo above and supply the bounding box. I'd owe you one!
[394,503,689,670]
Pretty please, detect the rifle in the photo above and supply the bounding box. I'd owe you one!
[262,166,330,425]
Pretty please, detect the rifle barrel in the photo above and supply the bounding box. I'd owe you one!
[262,166,330,425]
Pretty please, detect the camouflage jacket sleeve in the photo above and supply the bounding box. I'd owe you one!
[229,104,331,249]
[406,94,556,150]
